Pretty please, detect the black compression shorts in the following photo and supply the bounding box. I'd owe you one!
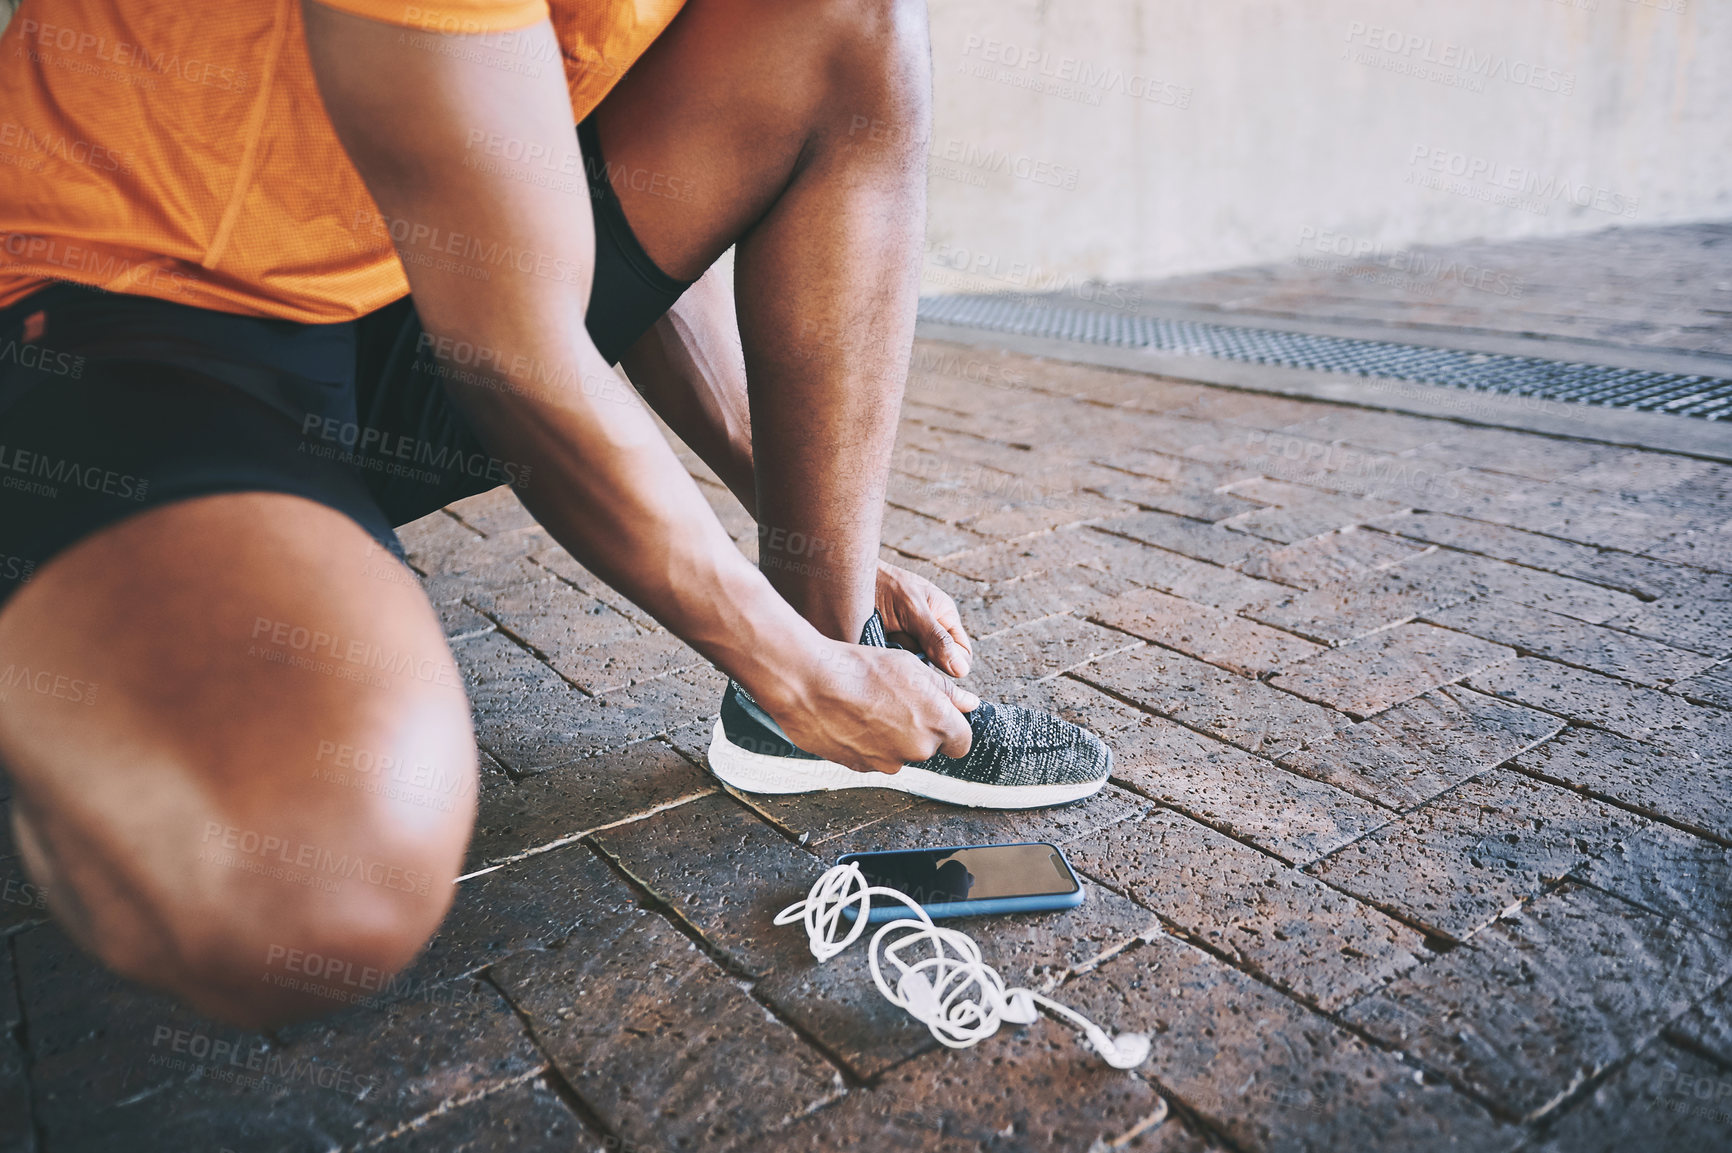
[0,118,694,608]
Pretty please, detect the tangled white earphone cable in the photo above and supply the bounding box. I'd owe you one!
[774,861,1150,1070]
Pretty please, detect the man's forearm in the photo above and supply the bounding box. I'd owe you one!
[302,3,821,705]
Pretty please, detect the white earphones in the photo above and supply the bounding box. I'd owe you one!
[775,861,1151,1070]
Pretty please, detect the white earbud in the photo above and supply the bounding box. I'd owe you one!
[776,862,1150,1070]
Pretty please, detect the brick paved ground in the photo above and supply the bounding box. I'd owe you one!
[1124,220,1732,361]
[4,326,1732,1151]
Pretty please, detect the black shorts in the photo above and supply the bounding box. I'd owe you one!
[0,119,692,607]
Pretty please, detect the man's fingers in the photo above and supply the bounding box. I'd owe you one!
[922,618,971,678]
[936,705,974,759]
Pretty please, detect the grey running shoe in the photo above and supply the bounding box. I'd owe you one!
[706,613,1112,809]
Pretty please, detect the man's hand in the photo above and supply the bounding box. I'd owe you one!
[764,641,977,776]
[876,561,973,678]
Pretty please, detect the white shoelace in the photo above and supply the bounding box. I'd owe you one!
[774,861,1151,1070]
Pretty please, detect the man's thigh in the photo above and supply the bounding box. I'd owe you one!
[0,491,476,1025]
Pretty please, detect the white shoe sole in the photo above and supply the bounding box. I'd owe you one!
[705,719,1110,810]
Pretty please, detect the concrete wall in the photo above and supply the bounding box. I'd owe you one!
[921,0,1731,294]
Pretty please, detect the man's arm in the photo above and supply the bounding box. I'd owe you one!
[300,2,972,773]
[621,266,975,677]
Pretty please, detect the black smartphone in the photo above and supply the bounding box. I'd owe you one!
[837,841,1085,922]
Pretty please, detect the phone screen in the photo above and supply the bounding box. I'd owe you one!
[840,842,1080,905]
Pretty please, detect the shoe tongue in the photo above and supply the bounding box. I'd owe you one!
[858,610,888,648]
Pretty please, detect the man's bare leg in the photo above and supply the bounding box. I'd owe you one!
[594,0,932,645]
[0,495,476,1026]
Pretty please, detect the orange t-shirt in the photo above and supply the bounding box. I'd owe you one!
[0,0,683,322]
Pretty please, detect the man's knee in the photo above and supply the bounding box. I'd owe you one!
[90,743,476,1028]
[814,0,931,136]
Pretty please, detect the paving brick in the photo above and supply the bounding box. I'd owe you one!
[1375,510,1683,599]
[1269,623,1513,720]
[1237,557,1471,645]
[525,544,661,631]
[1089,586,1324,677]
[1342,883,1732,1121]
[590,793,817,979]
[1277,686,1561,811]
[1603,596,1732,659]
[438,600,497,643]
[1673,660,1732,709]
[1425,470,1694,554]
[460,631,627,769]
[1646,521,1732,574]
[1094,509,1270,568]
[938,527,1110,583]
[823,785,1155,862]
[963,614,1142,696]
[1219,478,1408,543]
[1092,542,1292,613]
[1427,598,1719,688]
[1056,934,1516,1152]
[1085,468,1263,523]
[1067,808,1423,1011]
[1101,708,1387,865]
[958,563,1135,638]
[1468,658,1732,757]
[1513,727,1732,845]
[751,1027,1175,1153]
[466,742,711,869]
[24,913,540,1153]
[1425,550,1648,626]
[726,786,924,851]
[1572,819,1732,940]
[446,485,539,536]
[492,904,842,1152]
[373,1077,597,1152]
[879,504,989,561]
[1236,527,1429,588]
[1304,770,1650,942]
[469,575,705,695]
[417,844,638,987]
[1664,980,1732,1067]
[1525,1041,1732,1153]
[1076,645,1354,759]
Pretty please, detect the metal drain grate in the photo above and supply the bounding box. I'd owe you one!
[917,293,1732,421]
